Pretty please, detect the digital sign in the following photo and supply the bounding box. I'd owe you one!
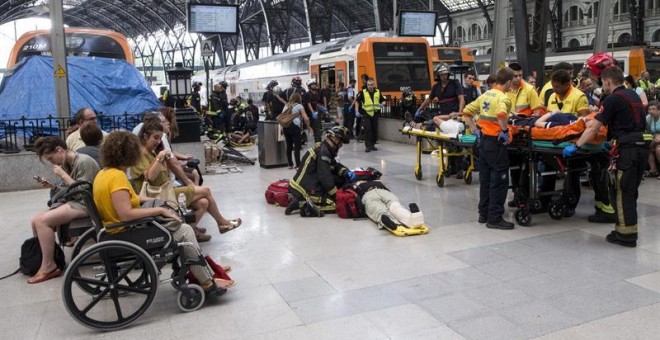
[398,11,437,37]
[187,4,239,35]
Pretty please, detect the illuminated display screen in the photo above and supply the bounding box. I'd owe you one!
[398,11,437,37]
[187,4,239,34]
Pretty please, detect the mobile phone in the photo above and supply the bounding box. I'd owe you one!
[33,175,55,188]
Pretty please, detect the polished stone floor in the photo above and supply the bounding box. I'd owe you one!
[2,140,660,339]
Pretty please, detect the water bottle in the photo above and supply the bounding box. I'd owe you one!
[177,193,187,212]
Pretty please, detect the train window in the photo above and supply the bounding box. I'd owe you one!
[373,43,431,92]
[15,33,127,64]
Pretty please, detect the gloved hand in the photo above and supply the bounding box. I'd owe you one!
[563,144,578,157]
[472,129,482,140]
[311,111,318,120]
[355,110,362,118]
[603,141,612,150]
[497,130,509,145]
[345,170,357,182]
[414,108,422,118]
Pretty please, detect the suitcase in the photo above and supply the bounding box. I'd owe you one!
[336,188,364,218]
[265,179,291,207]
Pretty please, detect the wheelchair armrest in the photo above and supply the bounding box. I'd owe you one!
[105,217,155,231]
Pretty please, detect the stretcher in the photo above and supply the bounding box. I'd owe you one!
[401,125,477,187]
[508,129,607,226]
[384,224,429,237]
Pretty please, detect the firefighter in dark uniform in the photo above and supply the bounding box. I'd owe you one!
[209,81,229,133]
[563,65,648,247]
[462,67,516,230]
[285,126,356,216]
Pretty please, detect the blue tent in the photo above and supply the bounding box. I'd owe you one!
[0,55,162,120]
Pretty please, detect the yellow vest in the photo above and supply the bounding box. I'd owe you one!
[362,89,381,117]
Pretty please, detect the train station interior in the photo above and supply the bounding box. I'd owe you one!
[2,0,660,339]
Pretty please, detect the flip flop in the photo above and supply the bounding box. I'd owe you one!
[27,267,62,284]
[218,218,242,234]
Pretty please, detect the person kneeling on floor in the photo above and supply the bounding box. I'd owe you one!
[285,126,353,216]
[351,179,427,236]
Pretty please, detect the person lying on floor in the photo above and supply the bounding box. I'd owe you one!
[350,179,425,231]
[285,126,353,216]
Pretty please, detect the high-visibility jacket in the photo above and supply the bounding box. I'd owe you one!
[463,85,512,137]
[361,89,382,117]
[639,79,652,93]
[507,80,542,116]
[546,85,590,116]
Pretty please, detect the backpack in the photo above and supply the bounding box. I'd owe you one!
[19,237,66,276]
[276,105,295,128]
[265,179,292,207]
[336,188,364,219]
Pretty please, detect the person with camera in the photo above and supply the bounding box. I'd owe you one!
[28,136,100,284]
[131,120,241,241]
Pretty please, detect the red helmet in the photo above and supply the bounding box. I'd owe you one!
[585,52,617,77]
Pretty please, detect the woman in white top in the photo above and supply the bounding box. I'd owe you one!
[282,92,312,169]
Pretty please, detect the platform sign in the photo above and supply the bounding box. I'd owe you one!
[201,39,214,57]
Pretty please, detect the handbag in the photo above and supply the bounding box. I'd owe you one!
[139,180,176,203]
[140,199,183,232]
[276,105,295,128]
[20,237,66,276]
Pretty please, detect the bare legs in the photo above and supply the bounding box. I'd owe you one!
[189,186,232,226]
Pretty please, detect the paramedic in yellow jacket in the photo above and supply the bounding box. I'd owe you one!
[546,69,590,117]
[507,63,542,117]
[355,78,386,153]
[462,67,516,230]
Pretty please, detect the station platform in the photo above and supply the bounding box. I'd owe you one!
[2,139,660,339]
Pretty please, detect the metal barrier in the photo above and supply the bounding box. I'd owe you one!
[0,112,143,153]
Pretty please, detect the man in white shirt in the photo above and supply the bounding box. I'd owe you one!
[66,107,108,151]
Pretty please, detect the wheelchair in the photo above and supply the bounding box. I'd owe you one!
[60,183,224,331]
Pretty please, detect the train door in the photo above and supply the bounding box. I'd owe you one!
[320,65,336,89]
[334,61,346,86]
[348,60,355,83]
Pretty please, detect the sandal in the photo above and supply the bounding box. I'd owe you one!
[27,267,62,284]
[214,278,236,289]
[646,171,659,177]
[218,218,242,234]
[64,236,79,247]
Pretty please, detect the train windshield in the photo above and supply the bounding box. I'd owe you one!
[15,33,128,65]
[373,42,431,92]
[645,48,660,81]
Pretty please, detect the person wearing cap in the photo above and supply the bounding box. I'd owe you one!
[414,63,465,177]
[191,82,202,113]
[208,82,229,132]
[285,126,354,216]
[263,80,286,120]
[462,67,515,230]
[355,78,386,152]
[563,65,648,247]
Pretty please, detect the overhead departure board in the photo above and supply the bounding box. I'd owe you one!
[187,4,239,34]
[398,11,437,37]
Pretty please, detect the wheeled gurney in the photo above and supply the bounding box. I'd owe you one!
[400,125,477,187]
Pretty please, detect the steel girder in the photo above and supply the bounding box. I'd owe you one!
[512,0,550,84]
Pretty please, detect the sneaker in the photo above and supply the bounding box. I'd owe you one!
[486,219,515,230]
[409,203,420,213]
[478,215,487,223]
[380,215,398,231]
[370,146,378,151]
[285,199,300,215]
[588,209,616,223]
[605,231,637,247]
[365,148,371,153]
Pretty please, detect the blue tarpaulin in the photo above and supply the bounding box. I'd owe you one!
[0,55,162,120]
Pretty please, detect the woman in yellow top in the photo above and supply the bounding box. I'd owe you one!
[93,131,234,290]
[131,120,241,239]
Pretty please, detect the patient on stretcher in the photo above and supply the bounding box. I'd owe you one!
[405,109,465,135]
[528,112,607,144]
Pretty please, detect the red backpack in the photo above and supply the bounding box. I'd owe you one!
[336,187,364,219]
[265,179,291,207]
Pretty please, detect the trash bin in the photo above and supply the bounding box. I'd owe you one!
[257,121,288,168]
[171,108,201,143]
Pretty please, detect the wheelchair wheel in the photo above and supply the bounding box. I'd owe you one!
[514,208,532,227]
[531,199,543,212]
[70,228,103,295]
[62,240,159,331]
[177,284,206,312]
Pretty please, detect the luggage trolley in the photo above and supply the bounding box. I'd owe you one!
[401,126,477,187]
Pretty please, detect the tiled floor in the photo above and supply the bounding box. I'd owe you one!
[2,139,660,339]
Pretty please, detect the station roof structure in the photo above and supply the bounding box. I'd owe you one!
[0,0,494,69]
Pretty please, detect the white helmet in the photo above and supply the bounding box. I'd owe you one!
[306,78,318,87]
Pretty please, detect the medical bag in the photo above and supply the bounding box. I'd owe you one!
[352,167,382,181]
[336,187,364,219]
[265,179,291,207]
